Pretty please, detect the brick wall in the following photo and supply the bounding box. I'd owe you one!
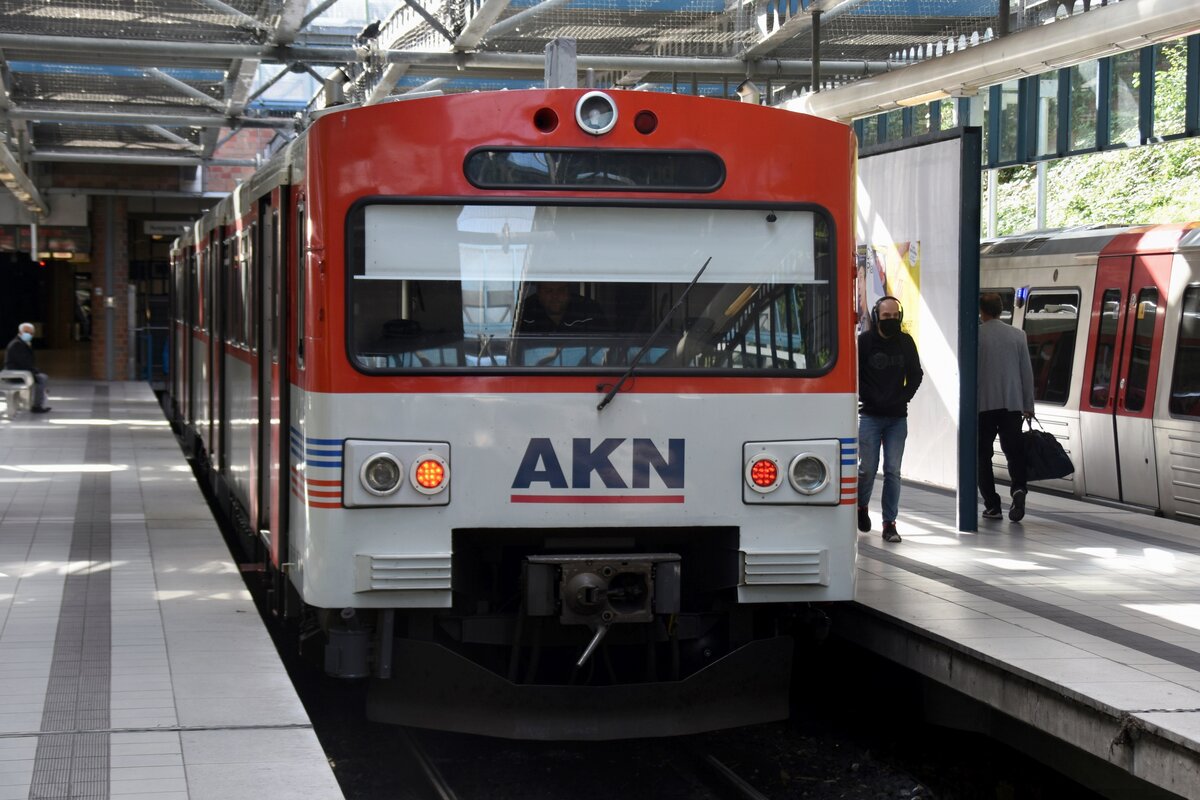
[206,128,277,194]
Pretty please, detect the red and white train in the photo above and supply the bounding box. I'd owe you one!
[981,223,1200,520]
[168,88,859,739]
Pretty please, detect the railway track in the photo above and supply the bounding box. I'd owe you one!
[401,728,774,800]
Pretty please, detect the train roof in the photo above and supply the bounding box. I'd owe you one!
[982,222,1200,260]
[980,225,1129,258]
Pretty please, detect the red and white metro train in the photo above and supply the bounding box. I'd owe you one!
[981,223,1200,520]
[167,89,859,739]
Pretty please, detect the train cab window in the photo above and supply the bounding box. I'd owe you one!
[1169,286,1200,418]
[1124,287,1159,413]
[1021,289,1080,405]
[346,203,835,374]
[1089,289,1122,408]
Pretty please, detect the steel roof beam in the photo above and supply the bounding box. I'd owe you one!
[788,0,1200,121]
[144,124,203,152]
[300,0,345,32]
[743,0,865,60]
[0,49,12,112]
[145,68,227,112]
[2,108,295,129]
[0,34,895,78]
[454,0,514,51]
[359,0,511,105]
[0,141,46,215]
[29,150,256,167]
[273,0,311,45]
[365,63,410,106]
[195,0,268,32]
[485,0,575,42]
[401,0,457,46]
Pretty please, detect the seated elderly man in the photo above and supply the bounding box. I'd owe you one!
[4,322,51,413]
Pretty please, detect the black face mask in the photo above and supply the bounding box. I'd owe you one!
[878,318,901,338]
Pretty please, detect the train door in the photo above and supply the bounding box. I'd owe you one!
[257,195,287,568]
[1080,254,1170,507]
[216,234,232,476]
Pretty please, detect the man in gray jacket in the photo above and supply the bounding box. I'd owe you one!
[978,293,1034,521]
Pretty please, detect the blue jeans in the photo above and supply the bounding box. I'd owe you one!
[858,414,908,524]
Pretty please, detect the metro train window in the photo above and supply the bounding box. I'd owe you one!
[464,150,724,192]
[1169,286,1200,418]
[1124,287,1159,413]
[1022,289,1080,406]
[1089,289,1122,408]
[345,203,835,374]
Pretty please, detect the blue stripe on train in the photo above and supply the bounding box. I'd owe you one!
[306,459,343,468]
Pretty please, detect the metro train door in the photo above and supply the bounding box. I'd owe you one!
[1080,254,1169,507]
[257,196,285,568]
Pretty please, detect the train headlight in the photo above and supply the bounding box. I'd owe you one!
[411,455,449,495]
[360,453,403,496]
[576,91,618,136]
[746,456,782,493]
[789,454,829,495]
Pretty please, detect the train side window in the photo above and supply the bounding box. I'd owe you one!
[1169,286,1200,418]
[1022,289,1080,405]
[1124,287,1159,413]
[1089,289,1122,408]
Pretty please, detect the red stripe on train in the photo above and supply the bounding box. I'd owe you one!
[511,494,685,504]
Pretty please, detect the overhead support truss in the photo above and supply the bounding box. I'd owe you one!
[0,138,45,215]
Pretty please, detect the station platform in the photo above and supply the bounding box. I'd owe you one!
[847,482,1200,799]
[0,380,343,800]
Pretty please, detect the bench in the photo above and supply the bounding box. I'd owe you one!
[0,370,34,418]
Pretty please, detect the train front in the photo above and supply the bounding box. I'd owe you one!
[295,89,859,739]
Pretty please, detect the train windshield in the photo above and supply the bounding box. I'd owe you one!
[346,203,835,373]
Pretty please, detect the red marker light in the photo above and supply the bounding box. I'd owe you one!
[750,458,778,487]
[413,459,445,490]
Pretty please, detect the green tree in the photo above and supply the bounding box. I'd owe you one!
[985,40,1200,235]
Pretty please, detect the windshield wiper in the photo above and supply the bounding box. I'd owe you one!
[597,256,712,412]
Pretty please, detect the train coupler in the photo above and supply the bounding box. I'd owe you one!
[524,553,681,667]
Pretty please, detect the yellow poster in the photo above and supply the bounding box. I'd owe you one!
[857,241,921,343]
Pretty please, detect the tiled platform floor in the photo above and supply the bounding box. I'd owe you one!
[852,481,1200,797]
[0,381,343,800]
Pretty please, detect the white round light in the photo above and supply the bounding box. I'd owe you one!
[360,453,403,496]
[576,91,618,135]
[789,454,829,495]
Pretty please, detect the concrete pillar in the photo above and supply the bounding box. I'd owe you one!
[89,196,129,380]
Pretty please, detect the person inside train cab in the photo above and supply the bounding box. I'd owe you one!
[3,322,51,413]
[517,281,608,334]
[978,292,1035,522]
[857,296,923,543]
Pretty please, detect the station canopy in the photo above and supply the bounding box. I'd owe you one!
[0,0,1194,213]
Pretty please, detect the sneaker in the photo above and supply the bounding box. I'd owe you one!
[857,506,871,532]
[982,505,1003,520]
[882,522,901,543]
[30,406,51,414]
[1009,489,1026,522]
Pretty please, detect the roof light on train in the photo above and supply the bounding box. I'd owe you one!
[788,454,829,495]
[576,91,618,136]
[746,456,782,493]
[361,453,403,496]
[411,455,449,495]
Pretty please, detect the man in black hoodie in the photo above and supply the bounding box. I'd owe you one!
[857,297,922,542]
